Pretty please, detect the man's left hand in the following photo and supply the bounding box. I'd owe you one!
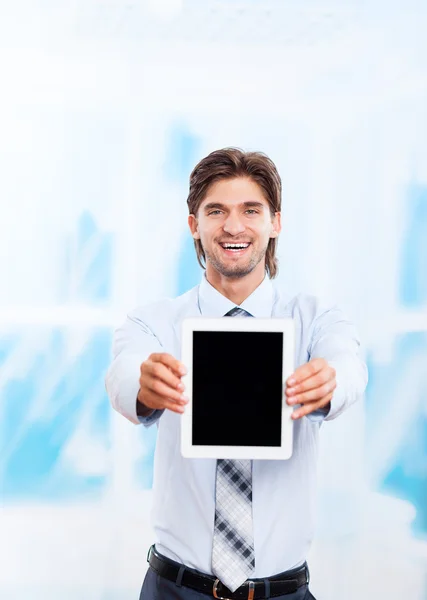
[285,358,336,420]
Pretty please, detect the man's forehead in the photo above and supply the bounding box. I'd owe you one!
[200,180,269,208]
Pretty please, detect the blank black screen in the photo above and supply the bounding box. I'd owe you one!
[192,331,283,447]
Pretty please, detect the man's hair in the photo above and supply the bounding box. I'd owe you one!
[187,147,282,279]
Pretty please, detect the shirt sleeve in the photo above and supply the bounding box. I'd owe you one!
[138,408,164,426]
[306,304,368,422]
[105,310,165,426]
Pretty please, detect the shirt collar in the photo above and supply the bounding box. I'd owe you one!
[198,273,274,318]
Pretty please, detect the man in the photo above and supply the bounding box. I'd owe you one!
[106,148,368,600]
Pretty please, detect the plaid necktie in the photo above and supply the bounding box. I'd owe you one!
[211,306,255,592]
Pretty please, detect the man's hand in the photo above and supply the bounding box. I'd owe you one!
[285,358,336,420]
[138,353,188,415]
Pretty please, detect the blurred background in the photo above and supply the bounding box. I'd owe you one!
[0,1,426,598]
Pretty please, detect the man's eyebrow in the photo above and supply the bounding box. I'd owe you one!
[242,201,265,209]
[203,202,225,211]
[202,201,265,212]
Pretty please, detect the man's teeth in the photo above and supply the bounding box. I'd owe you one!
[222,243,250,250]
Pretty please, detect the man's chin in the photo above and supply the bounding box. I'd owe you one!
[219,268,251,279]
[211,259,255,279]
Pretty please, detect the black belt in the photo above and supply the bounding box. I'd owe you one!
[147,545,309,599]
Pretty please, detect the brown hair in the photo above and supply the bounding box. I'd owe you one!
[187,147,282,278]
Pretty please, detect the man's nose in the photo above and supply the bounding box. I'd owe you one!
[223,214,246,235]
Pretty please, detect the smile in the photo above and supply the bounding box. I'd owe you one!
[219,242,251,255]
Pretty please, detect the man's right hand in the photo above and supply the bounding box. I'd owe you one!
[138,353,188,415]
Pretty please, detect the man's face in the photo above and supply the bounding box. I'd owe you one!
[188,177,281,279]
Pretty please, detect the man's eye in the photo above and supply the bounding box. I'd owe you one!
[246,209,258,214]
[208,210,222,215]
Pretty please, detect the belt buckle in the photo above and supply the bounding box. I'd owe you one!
[212,579,232,600]
[213,579,255,600]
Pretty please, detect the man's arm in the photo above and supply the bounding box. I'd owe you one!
[105,311,163,425]
[286,305,368,421]
[105,310,188,426]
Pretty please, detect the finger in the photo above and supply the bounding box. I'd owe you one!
[149,353,187,377]
[286,358,326,386]
[163,398,186,414]
[146,377,189,405]
[137,388,187,412]
[287,380,336,406]
[291,392,333,420]
[146,361,185,392]
[286,368,335,397]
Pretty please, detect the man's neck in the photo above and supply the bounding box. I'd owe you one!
[205,263,266,305]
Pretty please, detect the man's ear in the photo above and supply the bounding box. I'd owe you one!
[188,214,200,239]
[270,211,282,238]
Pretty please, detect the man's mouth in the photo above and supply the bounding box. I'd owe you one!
[219,242,251,255]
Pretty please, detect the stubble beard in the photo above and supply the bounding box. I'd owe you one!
[203,241,268,279]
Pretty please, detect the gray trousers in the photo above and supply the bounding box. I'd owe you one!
[140,567,317,600]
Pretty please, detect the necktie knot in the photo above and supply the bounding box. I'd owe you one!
[224,307,253,318]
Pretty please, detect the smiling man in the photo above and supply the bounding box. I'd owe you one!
[106,148,368,600]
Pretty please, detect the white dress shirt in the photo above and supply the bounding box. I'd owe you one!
[105,275,368,577]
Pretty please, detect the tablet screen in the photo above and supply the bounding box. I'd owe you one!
[192,331,283,447]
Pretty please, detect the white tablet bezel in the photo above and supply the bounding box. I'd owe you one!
[180,317,295,460]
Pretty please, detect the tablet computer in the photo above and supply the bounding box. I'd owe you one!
[180,317,295,460]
